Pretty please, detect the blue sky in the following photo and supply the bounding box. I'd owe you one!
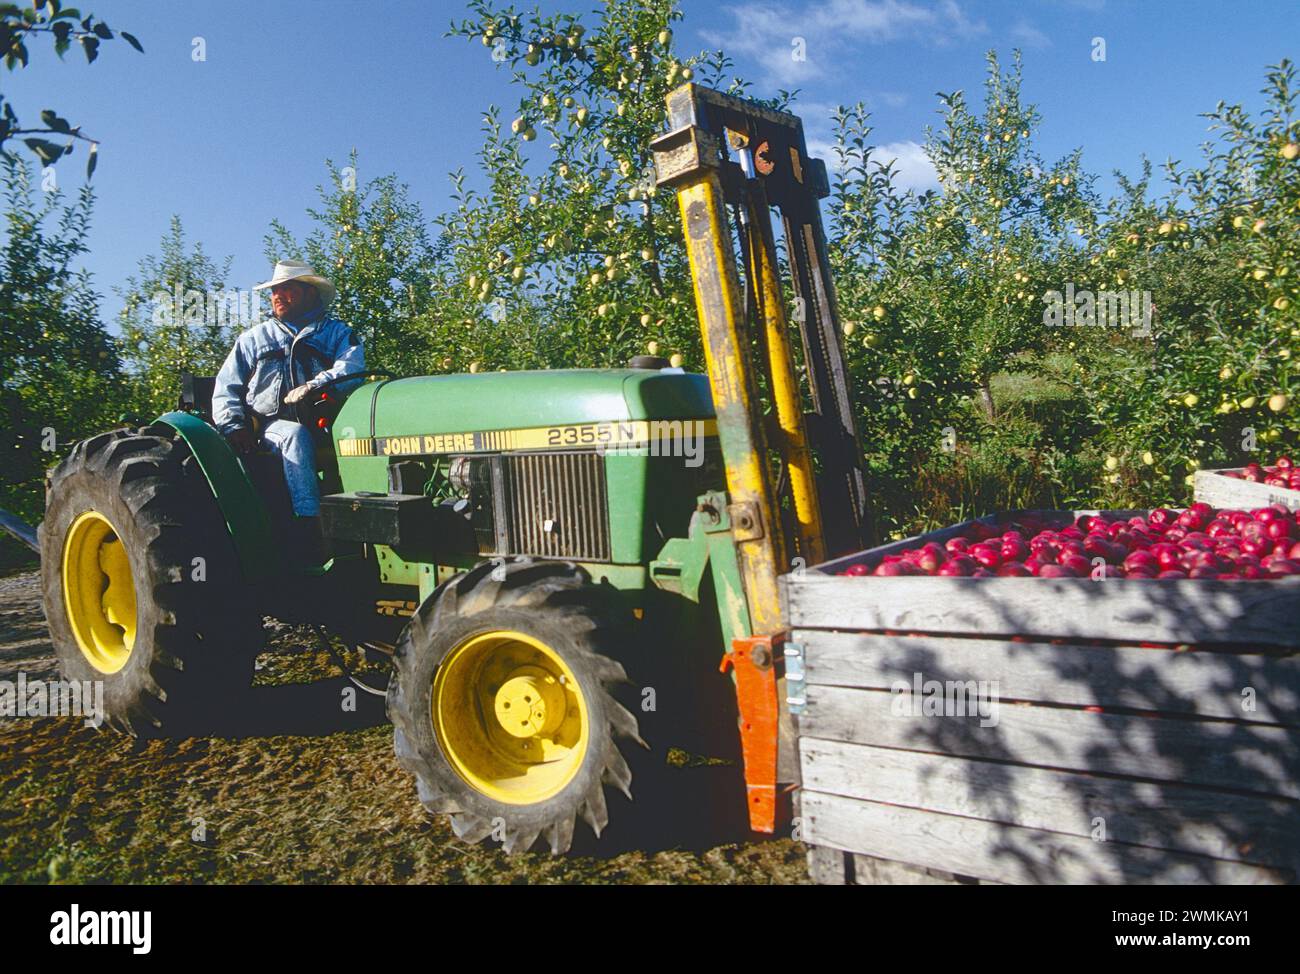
[5,0,1298,321]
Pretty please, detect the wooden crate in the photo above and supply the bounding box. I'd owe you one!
[781,509,1300,885]
[1194,468,1300,513]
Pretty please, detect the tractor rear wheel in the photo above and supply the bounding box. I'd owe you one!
[387,558,644,854]
[39,425,260,736]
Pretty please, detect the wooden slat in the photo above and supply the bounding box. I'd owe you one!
[801,738,1300,869]
[794,630,1300,725]
[799,685,1300,799]
[781,573,1300,648]
[801,791,1292,884]
[850,854,986,885]
[1195,469,1300,513]
[804,844,846,885]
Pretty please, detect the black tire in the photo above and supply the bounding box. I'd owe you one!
[39,425,261,736]
[387,557,645,854]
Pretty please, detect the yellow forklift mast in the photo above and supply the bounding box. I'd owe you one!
[652,84,869,830]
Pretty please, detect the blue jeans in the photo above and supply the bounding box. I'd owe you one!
[262,419,320,517]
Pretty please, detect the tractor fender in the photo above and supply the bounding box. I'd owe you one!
[157,411,279,583]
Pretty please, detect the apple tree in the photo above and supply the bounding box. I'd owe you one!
[434,0,746,373]
[1083,59,1299,505]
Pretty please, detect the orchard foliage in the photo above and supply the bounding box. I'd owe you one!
[1079,60,1299,508]
[0,156,119,526]
[3,0,1298,555]
[828,52,1098,533]
[265,156,441,379]
[436,0,716,372]
[117,216,241,418]
[818,55,1299,535]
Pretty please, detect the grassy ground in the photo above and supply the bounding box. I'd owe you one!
[0,572,808,885]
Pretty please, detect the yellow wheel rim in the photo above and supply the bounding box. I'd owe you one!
[61,510,138,674]
[432,629,589,805]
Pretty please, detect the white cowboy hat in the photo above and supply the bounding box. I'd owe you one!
[253,259,337,308]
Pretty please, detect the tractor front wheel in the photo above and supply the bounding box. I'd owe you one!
[387,558,644,854]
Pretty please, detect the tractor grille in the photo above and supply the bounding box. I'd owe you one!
[503,451,611,561]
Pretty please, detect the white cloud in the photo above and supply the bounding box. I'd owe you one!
[805,136,939,192]
[877,140,940,190]
[1009,20,1051,49]
[805,136,842,169]
[813,0,937,41]
[702,0,987,87]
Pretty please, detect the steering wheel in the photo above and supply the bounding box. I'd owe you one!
[295,370,398,433]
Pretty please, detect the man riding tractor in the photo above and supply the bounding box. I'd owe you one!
[212,259,364,565]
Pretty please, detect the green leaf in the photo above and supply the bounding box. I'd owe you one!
[78,33,96,63]
[85,141,96,178]
[40,109,72,133]
[119,30,141,53]
[91,20,111,39]
[23,137,64,165]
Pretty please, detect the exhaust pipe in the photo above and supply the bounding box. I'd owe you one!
[0,508,39,554]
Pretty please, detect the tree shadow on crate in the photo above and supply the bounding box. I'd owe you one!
[797,516,1300,884]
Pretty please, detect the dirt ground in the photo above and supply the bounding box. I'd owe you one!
[0,571,809,885]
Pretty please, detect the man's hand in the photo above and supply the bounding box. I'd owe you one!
[284,383,315,405]
[226,427,256,456]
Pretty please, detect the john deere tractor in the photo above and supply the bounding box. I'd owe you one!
[39,85,869,854]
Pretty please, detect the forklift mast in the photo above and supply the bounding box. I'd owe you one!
[652,85,869,625]
[652,84,870,831]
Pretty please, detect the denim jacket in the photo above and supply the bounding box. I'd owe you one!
[211,311,365,435]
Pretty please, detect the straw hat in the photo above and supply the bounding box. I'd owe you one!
[253,259,337,308]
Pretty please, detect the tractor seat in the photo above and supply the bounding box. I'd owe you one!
[179,372,217,422]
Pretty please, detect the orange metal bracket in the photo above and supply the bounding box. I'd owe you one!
[721,632,784,833]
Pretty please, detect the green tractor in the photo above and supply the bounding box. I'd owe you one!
[42,365,733,853]
[38,85,870,854]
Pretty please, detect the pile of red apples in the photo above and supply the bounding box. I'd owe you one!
[847,503,1300,580]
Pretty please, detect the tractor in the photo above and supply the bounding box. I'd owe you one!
[37,85,869,854]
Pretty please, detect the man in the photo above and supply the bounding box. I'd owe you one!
[212,259,364,563]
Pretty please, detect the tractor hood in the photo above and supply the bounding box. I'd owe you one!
[333,368,715,446]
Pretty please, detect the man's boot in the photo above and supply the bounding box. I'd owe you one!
[289,515,330,569]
